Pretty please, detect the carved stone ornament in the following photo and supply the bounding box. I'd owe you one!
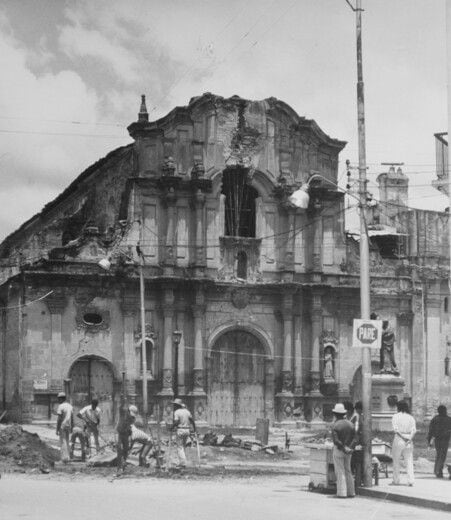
[193,368,204,390]
[320,330,338,347]
[162,368,173,389]
[191,162,205,179]
[162,156,176,176]
[281,370,293,392]
[134,324,157,343]
[283,401,293,419]
[231,288,250,309]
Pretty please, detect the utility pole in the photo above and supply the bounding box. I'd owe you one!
[347,0,372,487]
[447,3,451,296]
[138,240,148,428]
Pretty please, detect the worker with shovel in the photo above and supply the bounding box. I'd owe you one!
[77,398,101,454]
[172,398,197,469]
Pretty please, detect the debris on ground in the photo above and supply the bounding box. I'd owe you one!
[87,451,117,467]
[0,424,59,472]
[202,431,219,446]
[221,433,242,448]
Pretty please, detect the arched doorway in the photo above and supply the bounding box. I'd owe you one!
[69,355,115,425]
[209,330,266,427]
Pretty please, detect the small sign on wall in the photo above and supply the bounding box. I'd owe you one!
[33,378,48,391]
[352,319,383,349]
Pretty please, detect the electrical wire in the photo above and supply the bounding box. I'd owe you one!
[0,290,53,311]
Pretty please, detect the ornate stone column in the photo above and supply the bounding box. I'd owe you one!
[46,290,67,390]
[283,207,296,275]
[425,292,442,416]
[294,291,305,421]
[190,287,207,424]
[276,292,295,425]
[312,209,323,272]
[397,311,413,397]
[176,308,186,396]
[164,188,177,267]
[121,296,137,404]
[193,189,206,267]
[305,289,323,423]
[155,289,175,423]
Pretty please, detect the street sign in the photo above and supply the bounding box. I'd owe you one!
[353,319,383,348]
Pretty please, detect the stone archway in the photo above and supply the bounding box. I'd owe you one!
[68,355,115,425]
[208,329,268,427]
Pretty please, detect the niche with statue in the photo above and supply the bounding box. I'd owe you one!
[320,330,339,396]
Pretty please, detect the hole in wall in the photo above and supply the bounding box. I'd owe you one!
[83,312,103,326]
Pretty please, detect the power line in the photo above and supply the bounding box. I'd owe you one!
[0,129,128,139]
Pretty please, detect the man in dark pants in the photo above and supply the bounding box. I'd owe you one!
[428,405,451,478]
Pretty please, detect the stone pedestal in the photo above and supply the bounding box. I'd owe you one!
[371,374,406,431]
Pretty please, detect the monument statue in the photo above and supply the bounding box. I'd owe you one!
[380,320,400,376]
[323,346,335,381]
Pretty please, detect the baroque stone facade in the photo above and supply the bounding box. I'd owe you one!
[0,94,449,427]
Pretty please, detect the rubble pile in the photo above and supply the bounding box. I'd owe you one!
[201,431,281,455]
[0,424,59,471]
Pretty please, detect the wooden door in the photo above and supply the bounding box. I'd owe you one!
[209,331,265,427]
[70,357,114,425]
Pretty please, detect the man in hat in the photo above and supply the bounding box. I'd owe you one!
[77,398,101,453]
[172,398,196,468]
[331,402,356,498]
[56,392,73,463]
[116,404,138,474]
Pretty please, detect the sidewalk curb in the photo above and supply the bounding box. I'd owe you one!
[357,487,451,512]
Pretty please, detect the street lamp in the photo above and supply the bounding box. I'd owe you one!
[289,170,373,487]
[98,237,149,427]
[172,330,182,397]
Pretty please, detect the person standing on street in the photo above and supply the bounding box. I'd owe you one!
[172,398,196,469]
[427,405,451,478]
[331,403,356,498]
[56,392,73,463]
[77,398,101,453]
[116,404,138,474]
[391,400,416,486]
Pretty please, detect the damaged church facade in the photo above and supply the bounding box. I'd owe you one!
[0,93,449,428]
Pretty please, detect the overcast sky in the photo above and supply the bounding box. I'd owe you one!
[0,0,447,240]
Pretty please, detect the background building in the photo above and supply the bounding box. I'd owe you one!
[0,94,449,428]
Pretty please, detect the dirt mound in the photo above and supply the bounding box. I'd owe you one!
[0,424,59,470]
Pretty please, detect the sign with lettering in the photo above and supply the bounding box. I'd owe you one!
[352,319,382,349]
[33,378,48,391]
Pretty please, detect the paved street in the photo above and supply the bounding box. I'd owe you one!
[1,473,450,520]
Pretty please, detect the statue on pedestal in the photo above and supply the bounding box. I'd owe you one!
[323,346,335,381]
[380,320,399,376]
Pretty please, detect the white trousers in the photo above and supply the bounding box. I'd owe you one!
[332,446,355,497]
[392,436,414,485]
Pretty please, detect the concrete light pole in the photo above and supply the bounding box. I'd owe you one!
[349,0,372,487]
[138,248,148,427]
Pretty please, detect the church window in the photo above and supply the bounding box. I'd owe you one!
[221,168,258,237]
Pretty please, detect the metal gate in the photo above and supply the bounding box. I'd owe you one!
[69,356,114,425]
[209,330,265,427]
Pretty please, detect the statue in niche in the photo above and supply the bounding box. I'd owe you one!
[323,346,335,381]
[380,320,400,376]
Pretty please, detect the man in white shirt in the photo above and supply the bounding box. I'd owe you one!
[391,400,416,486]
[56,392,73,463]
[172,398,196,468]
[77,399,101,453]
